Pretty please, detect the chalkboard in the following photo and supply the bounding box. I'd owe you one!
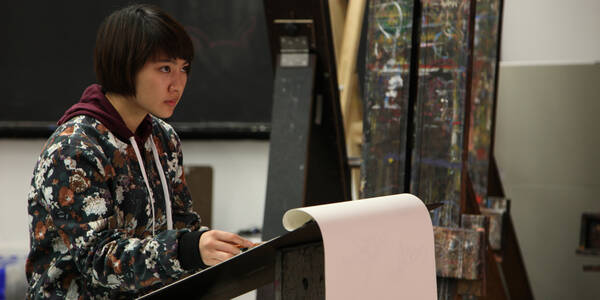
[0,0,273,138]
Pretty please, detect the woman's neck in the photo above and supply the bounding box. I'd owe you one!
[105,92,147,134]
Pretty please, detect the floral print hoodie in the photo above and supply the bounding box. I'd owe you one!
[26,84,207,299]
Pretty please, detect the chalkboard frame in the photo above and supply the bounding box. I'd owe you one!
[0,121,271,139]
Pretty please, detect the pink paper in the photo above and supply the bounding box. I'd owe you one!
[283,193,437,299]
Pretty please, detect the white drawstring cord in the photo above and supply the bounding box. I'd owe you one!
[130,136,156,236]
[129,135,173,235]
[150,137,173,230]
[129,135,173,236]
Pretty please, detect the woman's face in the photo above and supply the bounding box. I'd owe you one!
[132,54,190,119]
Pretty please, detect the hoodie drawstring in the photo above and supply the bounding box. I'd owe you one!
[150,138,173,230]
[129,135,173,236]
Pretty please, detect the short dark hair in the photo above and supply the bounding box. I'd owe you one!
[94,4,194,97]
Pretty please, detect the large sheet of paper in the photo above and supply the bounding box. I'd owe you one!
[283,193,436,299]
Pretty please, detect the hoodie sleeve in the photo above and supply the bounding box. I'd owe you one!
[35,137,189,293]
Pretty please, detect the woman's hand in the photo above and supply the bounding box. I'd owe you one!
[198,230,254,266]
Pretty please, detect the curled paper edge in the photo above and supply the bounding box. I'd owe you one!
[282,208,314,231]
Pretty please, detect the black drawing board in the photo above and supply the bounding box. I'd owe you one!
[138,221,321,299]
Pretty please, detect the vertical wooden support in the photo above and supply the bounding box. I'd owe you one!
[497,215,534,299]
[481,247,510,300]
[467,0,504,205]
[487,159,534,299]
[337,0,367,198]
[338,0,367,130]
[328,0,347,69]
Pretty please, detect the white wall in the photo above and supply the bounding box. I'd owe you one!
[0,140,44,251]
[495,64,600,300]
[497,0,600,299]
[181,140,269,233]
[501,0,600,63]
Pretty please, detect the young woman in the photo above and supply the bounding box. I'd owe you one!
[26,4,253,299]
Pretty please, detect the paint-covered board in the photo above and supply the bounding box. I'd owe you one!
[467,0,503,204]
[360,0,417,198]
[460,214,487,281]
[411,0,474,228]
[433,225,484,280]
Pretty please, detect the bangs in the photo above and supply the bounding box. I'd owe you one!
[144,18,194,63]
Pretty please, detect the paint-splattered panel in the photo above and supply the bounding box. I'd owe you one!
[433,225,484,280]
[411,0,474,228]
[361,0,416,198]
[467,0,503,204]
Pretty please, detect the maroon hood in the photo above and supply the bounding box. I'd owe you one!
[57,84,153,146]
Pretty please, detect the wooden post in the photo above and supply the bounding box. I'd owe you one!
[333,0,366,199]
[328,0,347,69]
[338,0,366,137]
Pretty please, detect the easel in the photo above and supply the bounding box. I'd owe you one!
[261,0,351,243]
[259,1,356,298]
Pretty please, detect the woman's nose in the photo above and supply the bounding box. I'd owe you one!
[169,72,186,93]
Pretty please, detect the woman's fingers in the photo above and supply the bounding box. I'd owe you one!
[213,239,242,255]
[199,230,255,266]
[201,250,229,266]
[211,230,254,248]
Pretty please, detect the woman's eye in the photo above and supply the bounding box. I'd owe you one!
[182,65,191,73]
[159,66,171,72]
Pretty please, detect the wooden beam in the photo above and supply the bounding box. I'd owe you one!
[330,0,365,199]
[338,0,366,137]
[328,0,347,69]
[348,72,363,198]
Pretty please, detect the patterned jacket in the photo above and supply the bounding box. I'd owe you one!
[26,114,204,299]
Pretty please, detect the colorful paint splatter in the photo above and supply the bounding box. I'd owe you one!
[467,0,502,204]
[411,0,473,228]
[361,0,416,198]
